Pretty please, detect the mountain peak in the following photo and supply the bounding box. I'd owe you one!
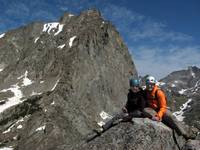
[0,9,137,149]
[59,9,102,24]
[187,66,200,73]
[160,66,200,130]
[80,8,102,18]
[59,12,76,23]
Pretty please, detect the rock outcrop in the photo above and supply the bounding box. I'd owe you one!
[78,118,186,150]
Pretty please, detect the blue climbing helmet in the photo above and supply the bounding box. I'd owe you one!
[129,78,140,87]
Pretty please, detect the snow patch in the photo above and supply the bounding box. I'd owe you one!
[22,71,34,86]
[174,81,179,83]
[36,125,46,132]
[18,71,34,86]
[157,82,165,86]
[17,74,24,80]
[54,24,64,36]
[3,124,14,134]
[190,80,200,93]
[17,125,23,129]
[191,72,195,78]
[51,79,60,91]
[34,37,40,43]
[43,23,64,36]
[0,84,23,113]
[40,81,44,84]
[190,69,196,78]
[31,91,42,96]
[171,84,176,87]
[58,44,65,49]
[13,136,18,140]
[69,14,74,17]
[2,115,29,134]
[69,36,76,48]
[0,33,5,38]
[51,101,55,105]
[178,89,187,95]
[0,64,4,72]
[173,98,192,121]
[0,147,13,150]
[194,80,200,88]
[16,116,26,123]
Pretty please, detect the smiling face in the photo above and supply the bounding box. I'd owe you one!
[145,76,156,91]
[130,85,140,93]
[146,83,155,91]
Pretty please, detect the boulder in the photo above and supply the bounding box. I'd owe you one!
[78,118,186,150]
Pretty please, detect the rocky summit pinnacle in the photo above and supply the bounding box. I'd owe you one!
[0,9,137,149]
[0,9,199,150]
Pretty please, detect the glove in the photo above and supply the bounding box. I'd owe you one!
[151,116,160,122]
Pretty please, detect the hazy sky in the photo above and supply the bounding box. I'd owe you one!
[0,0,200,79]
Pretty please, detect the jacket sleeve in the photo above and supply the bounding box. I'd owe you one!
[156,90,167,120]
[139,91,146,111]
[125,92,131,109]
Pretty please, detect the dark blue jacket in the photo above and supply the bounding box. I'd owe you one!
[125,88,147,113]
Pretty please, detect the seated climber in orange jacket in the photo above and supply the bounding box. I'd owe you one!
[145,76,167,121]
[144,76,190,139]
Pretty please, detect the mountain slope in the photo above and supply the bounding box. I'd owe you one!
[0,9,137,149]
[160,66,200,129]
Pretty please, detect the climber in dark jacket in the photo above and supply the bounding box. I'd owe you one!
[86,78,147,142]
[96,78,147,133]
[123,81,146,115]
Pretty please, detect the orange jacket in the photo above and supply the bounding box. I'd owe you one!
[146,85,167,120]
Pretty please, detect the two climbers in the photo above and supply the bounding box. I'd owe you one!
[143,75,190,139]
[88,75,192,142]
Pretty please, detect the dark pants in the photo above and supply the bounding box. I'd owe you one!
[143,107,188,138]
[102,110,143,131]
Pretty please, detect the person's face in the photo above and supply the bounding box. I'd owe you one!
[131,86,140,93]
[146,83,155,91]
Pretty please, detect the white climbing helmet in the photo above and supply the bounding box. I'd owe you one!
[146,76,157,85]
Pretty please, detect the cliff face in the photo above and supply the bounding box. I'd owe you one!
[0,9,137,149]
